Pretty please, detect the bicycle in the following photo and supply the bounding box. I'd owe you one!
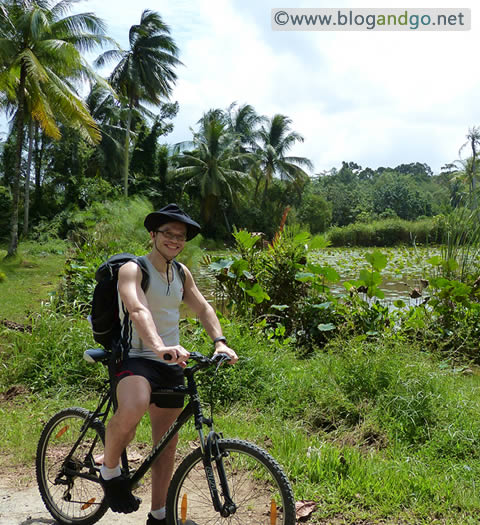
[36,348,296,525]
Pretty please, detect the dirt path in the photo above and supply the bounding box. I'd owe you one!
[0,476,152,525]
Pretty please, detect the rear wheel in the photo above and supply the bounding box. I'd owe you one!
[167,438,296,525]
[36,407,108,525]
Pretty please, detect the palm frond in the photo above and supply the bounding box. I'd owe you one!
[94,48,124,69]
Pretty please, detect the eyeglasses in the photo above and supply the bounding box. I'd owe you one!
[155,230,187,242]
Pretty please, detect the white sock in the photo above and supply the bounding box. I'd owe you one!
[150,507,166,520]
[100,464,121,480]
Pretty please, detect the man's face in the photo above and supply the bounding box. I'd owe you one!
[151,221,188,258]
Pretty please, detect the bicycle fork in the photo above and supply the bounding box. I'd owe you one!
[202,431,237,518]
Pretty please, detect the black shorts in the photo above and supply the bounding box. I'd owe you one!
[116,357,185,408]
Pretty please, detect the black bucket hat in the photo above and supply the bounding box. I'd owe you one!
[144,204,201,241]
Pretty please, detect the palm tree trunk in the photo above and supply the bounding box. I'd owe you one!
[222,206,231,233]
[7,65,27,257]
[262,175,270,203]
[23,119,34,237]
[123,107,132,197]
[471,138,477,210]
[33,123,43,212]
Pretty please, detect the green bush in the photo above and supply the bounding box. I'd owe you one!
[0,307,104,393]
[0,185,12,241]
[183,320,458,448]
[67,196,152,254]
[31,211,70,243]
[328,217,445,247]
[57,197,155,311]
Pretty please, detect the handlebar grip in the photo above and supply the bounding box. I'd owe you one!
[163,353,173,361]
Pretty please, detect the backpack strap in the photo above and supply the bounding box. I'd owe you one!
[118,256,150,361]
[135,256,150,291]
[173,260,186,299]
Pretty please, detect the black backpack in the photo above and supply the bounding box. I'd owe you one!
[90,253,148,351]
[89,253,186,353]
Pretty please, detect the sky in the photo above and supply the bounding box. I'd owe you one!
[3,0,479,176]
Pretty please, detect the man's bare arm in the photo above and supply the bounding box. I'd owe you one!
[181,264,238,364]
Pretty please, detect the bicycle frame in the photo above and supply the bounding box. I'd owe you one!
[59,383,112,484]
[67,351,236,517]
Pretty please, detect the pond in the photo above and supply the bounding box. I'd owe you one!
[188,245,443,313]
[309,245,440,304]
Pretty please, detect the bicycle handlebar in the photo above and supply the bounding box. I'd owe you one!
[181,351,231,377]
[189,351,231,366]
[163,350,230,364]
[84,348,231,369]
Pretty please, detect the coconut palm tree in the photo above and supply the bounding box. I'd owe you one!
[253,114,313,201]
[459,126,480,210]
[98,10,182,197]
[225,102,266,152]
[175,112,252,232]
[85,82,127,182]
[0,0,108,255]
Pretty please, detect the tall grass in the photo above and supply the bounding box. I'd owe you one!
[68,196,153,254]
[439,207,480,281]
[141,323,480,520]
[0,241,67,321]
[328,217,444,247]
[4,309,480,521]
[0,306,104,393]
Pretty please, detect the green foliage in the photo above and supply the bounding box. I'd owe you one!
[372,172,433,220]
[311,162,449,233]
[410,260,480,361]
[68,196,152,253]
[0,307,104,393]
[0,184,12,241]
[435,207,480,282]
[294,249,403,350]
[57,197,153,311]
[209,229,267,318]
[31,211,71,243]
[209,226,312,327]
[328,216,445,247]
[297,190,332,234]
[210,230,410,352]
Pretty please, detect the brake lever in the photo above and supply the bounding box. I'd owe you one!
[212,352,231,372]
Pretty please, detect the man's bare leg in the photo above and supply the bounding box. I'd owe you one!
[104,375,151,466]
[149,405,183,512]
[102,375,151,513]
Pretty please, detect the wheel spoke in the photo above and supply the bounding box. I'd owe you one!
[36,408,108,524]
[168,439,295,525]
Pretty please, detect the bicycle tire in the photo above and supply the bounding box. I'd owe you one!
[166,438,296,525]
[36,407,108,525]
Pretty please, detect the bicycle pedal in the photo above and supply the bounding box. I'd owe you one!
[131,479,143,490]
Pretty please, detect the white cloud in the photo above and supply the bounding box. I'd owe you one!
[2,0,478,176]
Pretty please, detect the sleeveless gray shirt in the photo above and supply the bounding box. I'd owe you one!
[120,256,183,362]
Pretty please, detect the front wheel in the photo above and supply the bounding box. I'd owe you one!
[166,438,296,525]
[36,407,108,525]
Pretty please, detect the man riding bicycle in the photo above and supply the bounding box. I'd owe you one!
[100,204,238,524]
